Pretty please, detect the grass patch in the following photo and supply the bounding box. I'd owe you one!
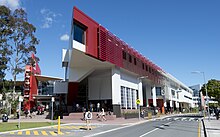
[0,122,57,132]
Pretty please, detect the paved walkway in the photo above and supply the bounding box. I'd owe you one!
[202,116,220,137]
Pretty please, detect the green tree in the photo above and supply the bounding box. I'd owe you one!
[0,6,39,94]
[201,79,220,105]
[0,6,12,80]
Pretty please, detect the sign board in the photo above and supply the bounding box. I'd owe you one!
[136,99,140,105]
[54,81,68,94]
[85,112,93,120]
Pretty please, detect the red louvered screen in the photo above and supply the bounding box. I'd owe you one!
[98,25,164,83]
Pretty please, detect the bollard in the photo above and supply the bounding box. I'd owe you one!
[157,112,161,118]
[58,116,61,134]
[148,112,152,119]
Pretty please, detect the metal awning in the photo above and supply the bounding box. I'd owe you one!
[34,74,63,82]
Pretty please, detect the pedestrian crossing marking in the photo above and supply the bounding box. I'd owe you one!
[33,130,39,135]
[18,131,22,135]
[8,130,72,136]
[26,130,31,135]
[6,125,97,136]
[157,117,201,122]
[41,131,48,136]
[49,131,57,136]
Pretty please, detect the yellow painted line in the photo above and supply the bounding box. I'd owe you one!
[33,130,39,135]
[26,130,31,135]
[198,121,201,137]
[70,126,79,129]
[49,131,57,136]
[18,131,22,135]
[78,126,84,129]
[52,126,57,129]
[41,131,48,136]
[9,132,15,134]
[63,126,72,129]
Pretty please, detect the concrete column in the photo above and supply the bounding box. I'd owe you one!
[111,67,121,105]
[111,67,121,117]
[138,81,143,106]
[152,87,157,107]
[176,101,179,108]
[170,100,173,107]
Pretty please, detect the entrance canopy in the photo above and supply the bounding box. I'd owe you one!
[34,74,63,82]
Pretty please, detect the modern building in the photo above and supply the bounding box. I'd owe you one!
[23,54,62,111]
[189,84,202,108]
[62,7,193,116]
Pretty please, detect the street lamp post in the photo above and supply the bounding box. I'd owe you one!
[192,71,210,121]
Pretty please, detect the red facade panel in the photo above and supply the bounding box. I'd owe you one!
[23,54,41,110]
[67,82,79,106]
[74,7,165,84]
[73,7,99,58]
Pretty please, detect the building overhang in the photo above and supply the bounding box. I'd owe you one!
[34,74,63,82]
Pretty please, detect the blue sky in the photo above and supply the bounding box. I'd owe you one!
[1,0,220,86]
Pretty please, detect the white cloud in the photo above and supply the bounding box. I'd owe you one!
[40,8,62,29]
[0,0,21,10]
[60,34,69,41]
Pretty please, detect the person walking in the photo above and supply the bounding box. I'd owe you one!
[97,102,100,112]
[214,107,219,120]
[101,108,107,121]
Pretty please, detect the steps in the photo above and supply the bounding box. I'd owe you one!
[63,112,116,120]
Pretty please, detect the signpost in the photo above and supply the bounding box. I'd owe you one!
[136,99,140,120]
[18,96,23,129]
[51,97,55,125]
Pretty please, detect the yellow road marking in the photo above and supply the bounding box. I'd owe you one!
[49,131,57,136]
[41,131,48,136]
[26,130,31,135]
[198,121,201,137]
[10,132,15,134]
[33,130,39,135]
[71,126,79,129]
[17,131,22,135]
[64,126,72,129]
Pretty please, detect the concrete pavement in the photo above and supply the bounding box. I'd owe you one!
[0,113,204,137]
[201,116,220,137]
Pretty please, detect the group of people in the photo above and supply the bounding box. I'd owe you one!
[82,104,107,121]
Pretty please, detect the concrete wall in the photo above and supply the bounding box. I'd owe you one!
[112,67,121,105]
[88,70,112,100]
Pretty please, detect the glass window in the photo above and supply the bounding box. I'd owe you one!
[171,90,175,98]
[129,54,132,63]
[121,86,126,108]
[126,88,131,109]
[156,87,161,96]
[149,67,152,73]
[134,58,137,65]
[142,63,145,70]
[122,51,127,60]
[132,89,136,109]
[145,64,148,71]
[73,23,85,44]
